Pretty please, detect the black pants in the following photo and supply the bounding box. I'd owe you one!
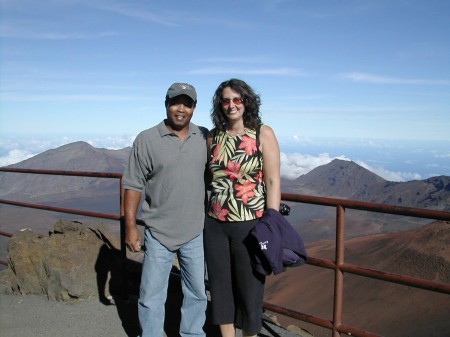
[204,216,265,335]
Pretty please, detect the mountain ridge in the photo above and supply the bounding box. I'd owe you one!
[2,141,449,206]
[1,141,449,239]
[284,158,450,211]
[0,141,129,198]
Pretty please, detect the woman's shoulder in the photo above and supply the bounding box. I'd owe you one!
[258,124,278,149]
[259,124,275,136]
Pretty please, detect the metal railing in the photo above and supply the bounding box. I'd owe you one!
[1,167,449,337]
[0,168,124,265]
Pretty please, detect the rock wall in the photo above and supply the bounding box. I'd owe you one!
[6,219,124,302]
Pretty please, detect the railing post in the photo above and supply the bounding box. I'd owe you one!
[332,205,346,337]
[119,178,129,299]
[119,178,126,260]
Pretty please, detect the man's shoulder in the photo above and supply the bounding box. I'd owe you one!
[136,123,162,139]
[191,123,209,139]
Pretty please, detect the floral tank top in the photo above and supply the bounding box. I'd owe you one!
[207,128,266,222]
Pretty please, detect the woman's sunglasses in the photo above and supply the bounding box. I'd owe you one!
[221,98,243,107]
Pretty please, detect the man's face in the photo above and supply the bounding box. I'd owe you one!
[166,95,196,131]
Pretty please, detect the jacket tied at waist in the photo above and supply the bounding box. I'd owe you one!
[250,208,307,276]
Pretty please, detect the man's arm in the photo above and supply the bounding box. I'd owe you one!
[124,189,143,252]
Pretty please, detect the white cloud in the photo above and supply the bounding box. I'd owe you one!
[91,3,179,26]
[197,56,272,64]
[0,135,136,167]
[85,135,135,150]
[1,93,142,102]
[0,28,119,40]
[280,152,350,179]
[434,152,450,159]
[281,152,422,182]
[341,72,450,85]
[355,160,422,182]
[0,136,433,183]
[0,149,36,166]
[188,67,307,76]
[0,137,71,167]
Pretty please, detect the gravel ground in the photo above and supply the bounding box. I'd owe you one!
[0,273,310,337]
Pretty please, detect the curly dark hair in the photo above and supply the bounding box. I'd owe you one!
[211,79,262,131]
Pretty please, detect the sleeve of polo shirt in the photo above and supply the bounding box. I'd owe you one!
[122,135,151,192]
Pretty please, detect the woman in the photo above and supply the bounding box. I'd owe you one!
[204,79,281,337]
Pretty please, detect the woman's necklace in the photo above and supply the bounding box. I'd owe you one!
[225,128,248,137]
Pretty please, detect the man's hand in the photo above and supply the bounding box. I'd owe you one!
[123,189,143,252]
[125,226,142,252]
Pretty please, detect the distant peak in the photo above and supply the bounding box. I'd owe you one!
[60,141,94,149]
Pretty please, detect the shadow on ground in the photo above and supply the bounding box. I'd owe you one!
[94,243,296,337]
[96,244,221,337]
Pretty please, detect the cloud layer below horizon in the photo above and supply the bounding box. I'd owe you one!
[2,135,448,182]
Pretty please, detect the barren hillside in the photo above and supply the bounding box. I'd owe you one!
[264,221,450,337]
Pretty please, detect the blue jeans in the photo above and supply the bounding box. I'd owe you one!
[138,229,207,337]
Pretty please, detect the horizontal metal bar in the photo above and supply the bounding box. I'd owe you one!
[281,193,450,221]
[307,257,450,294]
[337,323,384,337]
[0,167,122,179]
[307,256,336,269]
[341,263,450,294]
[0,230,13,238]
[0,198,120,221]
[263,302,334,330]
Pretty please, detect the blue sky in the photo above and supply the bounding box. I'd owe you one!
[1,0,449,181]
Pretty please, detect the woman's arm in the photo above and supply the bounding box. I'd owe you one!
[260,125,281,210]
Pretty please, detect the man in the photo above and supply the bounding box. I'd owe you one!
[122,83,208,337]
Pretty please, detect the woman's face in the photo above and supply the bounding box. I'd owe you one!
[221,86,245,123]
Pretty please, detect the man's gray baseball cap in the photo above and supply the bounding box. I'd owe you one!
[166,83,197,102]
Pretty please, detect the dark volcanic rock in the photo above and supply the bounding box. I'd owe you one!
[6,219,123,302]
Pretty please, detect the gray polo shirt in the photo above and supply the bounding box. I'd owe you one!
[123,120,208,250]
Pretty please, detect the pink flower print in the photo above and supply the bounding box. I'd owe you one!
[212,202,229,221]
[212,143,222,163]
[224,161,242,182]
[235,180,256,204]
[239,135,257,156]
[256,170,264,183]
